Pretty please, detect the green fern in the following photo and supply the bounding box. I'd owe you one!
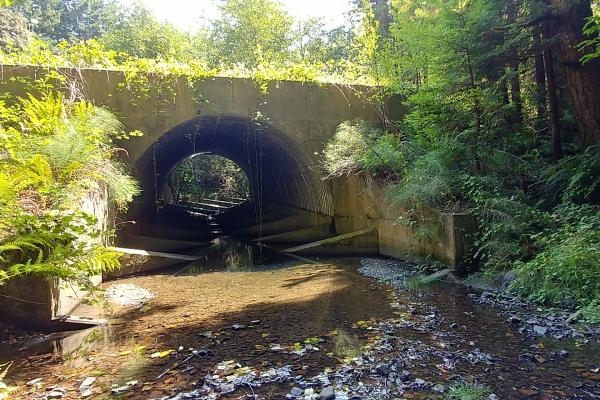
[0,92,140,285]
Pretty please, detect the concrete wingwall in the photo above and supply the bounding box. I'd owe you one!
[328,173,473,267]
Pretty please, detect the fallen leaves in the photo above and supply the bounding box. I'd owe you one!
[150,350,176,359]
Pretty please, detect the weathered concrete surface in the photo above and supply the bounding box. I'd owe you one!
[0,276,58,326]
[231,210,333,237]
[328,173,473,267]
[253,223,334,244]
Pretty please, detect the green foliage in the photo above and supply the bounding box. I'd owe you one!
[445,383,491,400]
[581,300,600,323]
[14,0,120,42]
[510,204,600,308]
[580,15,600,64]
[0,7,29,51]
[210,0,294,68]
[0,212,122,284]
[323,120,405,176]
[167,154,250,203]
[101,3,194,61]
[0,92,139,285]
[389,138,464,211]
[540,146,600,205]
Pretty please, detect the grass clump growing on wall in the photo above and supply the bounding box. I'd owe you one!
[323,120,405,177]
[0,92,140,286]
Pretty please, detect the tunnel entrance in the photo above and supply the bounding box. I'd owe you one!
[165,153,250,210]
[163,153,251,237]
[120,115,334,251]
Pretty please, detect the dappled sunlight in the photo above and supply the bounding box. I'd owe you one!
[6,259,393,399]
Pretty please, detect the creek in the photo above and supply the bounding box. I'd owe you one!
[2,238,599,399]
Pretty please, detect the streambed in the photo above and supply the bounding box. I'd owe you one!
[1,247,599,399]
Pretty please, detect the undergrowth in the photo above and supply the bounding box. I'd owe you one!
[323,118,600,317]
[445,383,492,400]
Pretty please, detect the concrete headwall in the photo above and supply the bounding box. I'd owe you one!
[329,173,472,267]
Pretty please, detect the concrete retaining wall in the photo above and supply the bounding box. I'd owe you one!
[329,173,472,267]
[0,189,111,329]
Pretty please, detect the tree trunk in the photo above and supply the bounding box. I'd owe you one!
[543,20,562,161]
[533,25,548,129]
[370,0,391,39]
[507,0,523,124]
[549,0,600,146]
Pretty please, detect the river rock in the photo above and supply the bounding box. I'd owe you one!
[318,386,335,400]
[376,364,390,376]
[432,384,446,393]
[398,370,410,382]
[533,325,548,335]
[26,378,43,387]
[79,377,96,392]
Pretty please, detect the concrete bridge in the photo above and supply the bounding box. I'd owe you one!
[2,65,410,252]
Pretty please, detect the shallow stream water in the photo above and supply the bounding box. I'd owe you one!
[1,239,599,399]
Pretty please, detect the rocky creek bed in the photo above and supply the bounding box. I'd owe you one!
[2,257,600,399]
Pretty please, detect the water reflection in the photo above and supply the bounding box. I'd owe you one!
[177,237,305,275]
[0,325,110,362]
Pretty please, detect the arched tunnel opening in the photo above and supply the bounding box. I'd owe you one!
[164,153,251,207]
[120,115,335,250]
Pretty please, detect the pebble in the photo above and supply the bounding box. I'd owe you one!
[375,364,390,376]
[110,380,138,395]
[79,377,96,392]
[318,386,335,400]
[26,378,43,387]
[398,370,411,382]
[533,325,548,336]
[432,384,446,393]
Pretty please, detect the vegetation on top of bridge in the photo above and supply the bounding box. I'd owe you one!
[0,0,387,98]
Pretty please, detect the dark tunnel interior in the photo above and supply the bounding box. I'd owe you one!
[122,115,333,244]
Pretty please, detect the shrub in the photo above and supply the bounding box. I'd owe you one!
[510,204,600,308]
